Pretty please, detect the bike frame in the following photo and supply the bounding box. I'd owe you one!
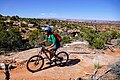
[26,45,69,72]
[38,46,56,62]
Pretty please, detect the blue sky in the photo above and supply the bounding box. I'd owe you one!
[0,0,120,20]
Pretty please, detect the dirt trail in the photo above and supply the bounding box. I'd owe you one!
[0,47,120,80]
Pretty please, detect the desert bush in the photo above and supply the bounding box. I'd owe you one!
[110,30,119,39]
[27,29,43,47]
[62,36,71,44]
[21,23,28,27]
[0,27,23,51]
[80,28,106,49]
[0,22,6,31]
[92,38,105,49]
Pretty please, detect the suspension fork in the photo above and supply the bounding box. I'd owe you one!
[35,48,43,61]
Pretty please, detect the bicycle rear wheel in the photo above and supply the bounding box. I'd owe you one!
[26,55,44,72]
[56,51,69,66]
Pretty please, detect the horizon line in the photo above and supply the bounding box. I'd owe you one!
[1,14,120,21]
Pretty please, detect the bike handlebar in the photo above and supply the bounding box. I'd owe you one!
[40,45,46,48]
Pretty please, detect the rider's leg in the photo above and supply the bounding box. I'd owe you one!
[46,44,60,64]
[46,47,55,64]
[46,45,57,64]
[47,48,55,59]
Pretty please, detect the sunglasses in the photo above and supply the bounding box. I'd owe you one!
[44,30,48,32]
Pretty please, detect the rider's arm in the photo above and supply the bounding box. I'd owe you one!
[38,40,46,44]
[46,44,55,49]
[43,40,46,43]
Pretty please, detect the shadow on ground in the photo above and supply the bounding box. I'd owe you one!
[66,59,81,66]
[34,58,81,72]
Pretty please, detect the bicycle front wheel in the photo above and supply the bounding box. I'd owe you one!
[26,55,44,72]
[56,51,69,66]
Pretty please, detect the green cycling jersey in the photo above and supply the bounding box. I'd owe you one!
[45,34,56,44]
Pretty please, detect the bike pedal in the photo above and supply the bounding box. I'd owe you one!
[53,59,57,62]
[46,61,53,64]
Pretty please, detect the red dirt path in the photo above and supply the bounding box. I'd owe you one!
[0,47,120,80]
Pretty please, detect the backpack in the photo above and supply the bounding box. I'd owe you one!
[53,32,62,42]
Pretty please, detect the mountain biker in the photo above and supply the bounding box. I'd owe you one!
[38,26,60,64]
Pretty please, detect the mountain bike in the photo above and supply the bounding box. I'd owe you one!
[26,44,69,72]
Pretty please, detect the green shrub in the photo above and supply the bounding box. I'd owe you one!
[0,22,6,31]
[0,27,23,51]
[27,30,43,47]
[92,38,105,49]
[62,36,71,44]
[21,23,28,27]
[110,30,119,39]
[80,28,107,49]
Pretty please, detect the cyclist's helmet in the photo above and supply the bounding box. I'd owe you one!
[44,26,52,32]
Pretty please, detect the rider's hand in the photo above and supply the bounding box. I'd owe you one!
[45,46,51,50]
[45,47,49,50]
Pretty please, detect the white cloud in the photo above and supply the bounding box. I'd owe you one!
[40,13,57,16]
[40,13,46,15]
[39,13,57,18]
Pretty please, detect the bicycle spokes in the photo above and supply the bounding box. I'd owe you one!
[55,51,69,66]
[26,55,44,72]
